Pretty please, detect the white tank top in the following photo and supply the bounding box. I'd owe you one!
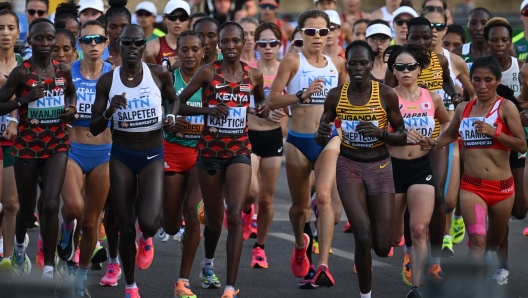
[437,49,457,110]
[381,6,395,37]
[109,63,163,132]
[286,53,338,106]
[502,57,521,97]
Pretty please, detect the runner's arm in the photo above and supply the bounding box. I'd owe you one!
[498,100,527,153]
[267,53,299,109]
[381,86,407,146]
[90,72,114,136]
[451,54,475,99]
[61,64,77,107]
[178,65,215,116]
[438,54,459,99]
[430,102,465,149]
[315,87,339,146]
[430,91,450,125]
[157,65,180,116]
[0,65,30,114]
[384,67,398,88]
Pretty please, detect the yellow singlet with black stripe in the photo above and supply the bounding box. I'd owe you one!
[336,81,388,149]
[418,52,443,92]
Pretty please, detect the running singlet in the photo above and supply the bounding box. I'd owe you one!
[418,51,442,91]
[461,43,474,70]
[14,60,69,159]
[459,97,511,150]
[394,88,436,145]
[199,61,253,158]
[109,63,163,132]
[0,54,24,147]
[513,31,528,62]
[336,81,387,149]
[164,68,203,147]
[437,48,456,110]
[286,53,338,106]
[71,61,113,127]
[275,19,288,58]
[501,57,521,97]
[380,6,395,37]
[156,36,177,65]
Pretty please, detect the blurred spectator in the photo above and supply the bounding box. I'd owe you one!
[352,18,369,41]
[422,0,453,25]
[391,5,417,45]
[323,10,346,60]
[314,0,353,45]
[135,1,166,42]
[514,0,528,61]
[442,23,466,52]
[198,0,256,24]
[371,0,402,29]
[78,0,104,24]
[259,0,293,57]
[190,12,207,28]
[341,0,370,30]
[20,0,49,41]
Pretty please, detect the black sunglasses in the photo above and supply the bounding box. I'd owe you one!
[293,39,303,47]
[259,3,278,10]
[79,34,108,44]
[136,10,153,17]
[120,37,146,47]
[367,35,390,43]
[394,18,409,27]
[430,23,446,32]
[27,9,46,16]
[166,14,189,22]
[256,40,281,48]
[523,9,528,17]
[393,62,420,72]
[301,28,330,37]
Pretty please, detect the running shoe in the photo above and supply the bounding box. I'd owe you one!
[76,280,91,297]
[199,265,221,288]
[0,257,12,278]
[398,235,405,247]
[221,288,239,298]
[314,264,335,287]
[343,221,353,233]
[523,227,528,236]
[100,263,122,286]
[61,260,77,284]
[489,269,509,285]
[91,263,102,271]
[57,219,78,260]
[155,228,170,242]
[249,217,257,239]
[402,253,412,286]
[136,236,154,270]
[124,287,140,298]
[91,246,108,265]
[450,217,465,244]
[73,247,80,264]
[388,247,394,257]
[197,201,206,225]
[427,264,444,281]
[406,286,423,298]
[36,236,44,270]
[290,233,310,278]
[312,238,320,255]
[250,247,268,268]
[442,236,454,258]
[42,268,62,290]
[174,226,185,242]
[29,213,39,228]
[298,265,318,289]
[99,223,107,241]
[242,205,254,241]
[174,280,196,298]
[12,234,31,277]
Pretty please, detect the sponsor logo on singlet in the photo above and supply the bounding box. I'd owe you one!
[459,117,495,147]
[28,89,65,125]
[300,75,337,105]
[341,119,379,148]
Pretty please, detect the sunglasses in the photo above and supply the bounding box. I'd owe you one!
[293,39,303,47]
[80,34,108,44]
[120,37,146,47]
[301,28,330,37]
[256,39,281,48]
[394,18,409,27]
[393,62,420,72]
[367,35,390,43]
[430,23,446,32]
[259,3,278,10]
[27,9,46,16]
[136,10,153,17]
[522,9,528,16]
[166,14,189,22]
[330,25,340,31]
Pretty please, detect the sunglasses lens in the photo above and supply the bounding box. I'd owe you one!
[407,63,419,71]
[394,19,405,26]
[256,42,266,48]
[259,4,276,9]
[394,64,405,71]
[168,14,189,22]
[523,9,528,16]
[304,29,316,36]
[269,41,280,47]
[120,38,132,46]
[294,40,303,47]
[437,24,446,31]
[319,29,330,36]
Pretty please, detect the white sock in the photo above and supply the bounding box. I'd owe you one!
[202,257,214,268]
[404,245,411,254]
[109,257,120,264]
[225,285,235,292]
[360,291,371,298]
[444,235,452,241]
[126,282,137,289]
[42,266,54,276]
[454,214,462,220]
[431,257,441,265]
[178,278,189,283]
[251,214,257,220]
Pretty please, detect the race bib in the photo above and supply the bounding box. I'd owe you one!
[299,74,336,105]
[76,86,97,119]
[341,120,379,148]
[459,117,495,148]
[207,105,246,136]
[115,95,161,129]
[403,116,435,140]
[27,89,65,125]
[175,115,204,139]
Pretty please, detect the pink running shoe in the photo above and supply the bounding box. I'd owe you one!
[36,236,44,270]
[72,247,80,264]
[100,263,122,286]
[523,227,528,236]
[398,235,405,247]
[388,247,394,257]
[343,221,353,233]
[124,286,140,298]
[136,237,154,270]
[242,205,254,241]
[250,247,268,268]
[290,233,310,278]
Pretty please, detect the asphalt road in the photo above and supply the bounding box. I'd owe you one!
[3,163,528,298]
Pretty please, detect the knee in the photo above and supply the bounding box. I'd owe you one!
[227,210,242,229]
[162,213,182,235]
[206,213,223,234]
[62,199,83,219]
[43,199,60,216]
[469,235,487,251]
[137,220,158,238]
[258,199,273,213]
[315,190,332,207]
[289,204,308,218]
[354,227,372,254]
[2,198,19,215]
[511,208,527,220]
[410,224,428,241]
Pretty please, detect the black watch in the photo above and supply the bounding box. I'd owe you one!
[451,92,462,99]
[296,90,305,103]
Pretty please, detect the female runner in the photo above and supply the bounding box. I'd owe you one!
[442,24,466,52]
[177,21,269,298]
[52,22,78,64]
[365,20,391,83]
[315,40,406,298]
[352,19,369,42]
[54,1,82,60]
[239,18,259,64]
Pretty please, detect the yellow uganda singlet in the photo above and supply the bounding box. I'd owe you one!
[418,52,443,138]
[336,81,388,149]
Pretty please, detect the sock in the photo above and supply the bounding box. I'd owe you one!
[202,257,214,268]
[140,232,148,241]
[43,265,54,276]
[178,278,189,283]
[360,291,372,298]
[303,222,313,264]
[313,228,318,238]
[404,245,411,255]
[454,214,462,220]
[76,265,89,283]
[431,257,441,265]
[253,243,264,250]
[109,257,120,264]
[251,214,257,220]
[126,282,137,289]
[501,260,509,271]
[62,220,75,231]
[224,285,235,293]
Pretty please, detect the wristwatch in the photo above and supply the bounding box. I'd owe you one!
[296,90,304,103]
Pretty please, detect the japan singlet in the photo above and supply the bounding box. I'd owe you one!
[109,63,163,132]
[199,61,253,158]
[336,81,387,149]
[394,88,436,145]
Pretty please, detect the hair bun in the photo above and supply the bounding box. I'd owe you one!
[108,0,127,8]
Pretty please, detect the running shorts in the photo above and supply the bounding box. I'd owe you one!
[196,154,251,172]
[460,173,514,207]
[248,127,283,158]
[2,146,12,168]
[392,154,434,193]
[336,152,395,195]
[164,140,198,174]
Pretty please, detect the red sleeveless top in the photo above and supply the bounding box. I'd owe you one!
[155,36,177,65]
[199,61,253,158]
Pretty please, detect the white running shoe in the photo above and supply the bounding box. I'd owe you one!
[173,227,185,242]
[155,228,169,242]
[489,269,509,285]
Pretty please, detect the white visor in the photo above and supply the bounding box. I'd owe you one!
[366,24,392,38]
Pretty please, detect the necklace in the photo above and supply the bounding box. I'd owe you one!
[179,67,195,84]
[31,57,52,72]
[120,67,143,81]
[81,62,103,79]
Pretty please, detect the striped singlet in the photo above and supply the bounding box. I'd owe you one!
[418,51,443,91]
[336,81,387,149]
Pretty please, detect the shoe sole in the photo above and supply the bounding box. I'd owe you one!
[299,282,319,289]
[402,267,412,287]
[251,263,268,269]
[291,233,310,278]
[441,247,454,258]
[100,269,122,286]
[91,247,108,264]
[315,271,334,287]
[175,294,197,298]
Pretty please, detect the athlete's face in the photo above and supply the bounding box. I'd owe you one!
[346,47,372,83]
[214,0,232,15]
[423,12,445,47]
[488,27,511,60]
[195,21,218,59]
[343,0,361,13]
[300,17,329,51]
[79,24,108,60]
[119,26,146,65]
[164,9,190,37]
[79,8,102,25]
[353,22,367,41]
[292,31,302,53]
[107,14,129,45]
[442,32,463,52]
[26,0,48,27]
[393,52,420,86]
[28,22,55,59]
[178,35,204,71]
[136,10,156,30]
[367,34,391,57]
[63,18,79,40]
[256,29,280,61]
[471,67,501,101]
[218,25,244,62]
[407,25,433,48]
[0,14,20,51]
[52,33,75,64]
[467,11,489,43]
[315,0,337,10]
[241,21,257,52]
[326,24,341,46]
[522,5,528,30]
[259,1,278,21]
[393,13,412,42]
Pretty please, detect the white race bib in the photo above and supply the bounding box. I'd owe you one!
[207,106,247,136]
[341,120,379,148]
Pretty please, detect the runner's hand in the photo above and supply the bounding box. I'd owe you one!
[315,121,334,146]
[61,107,75,124]
[407,129,423,144]
[208,105,229,118]
[108,92,127,115]
[420,137,435,150]
[174,116,190,132]
[20,82,45,104]
[162,116,175,134]
[472,120,494,137]
[356,119,383,138]
[3,121,16,140]
[300,78,325,104]
[266,108,286,123]
[521,112,528,127]
[256,103,270,119]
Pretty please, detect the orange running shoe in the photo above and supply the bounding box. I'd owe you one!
[174,280,196,298]
[427,264,444,281]
[136,237,154,270]
[402,253,412,286]
[388,247,394,257]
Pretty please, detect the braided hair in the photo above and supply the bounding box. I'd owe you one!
[54,20,76,48]
[218,21,244,40]
[105,0,131,25]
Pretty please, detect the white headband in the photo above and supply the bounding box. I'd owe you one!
[366,24,392,38]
